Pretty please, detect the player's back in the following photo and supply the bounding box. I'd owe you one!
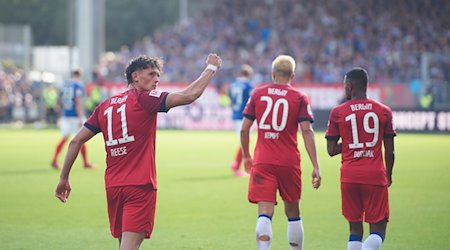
[62,80,83,117]
[87,88,168,189]
[245,83,313,168]
[229,78,253,120]
[330,98,395,185]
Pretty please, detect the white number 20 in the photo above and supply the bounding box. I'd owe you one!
[259,96,288,131]
[345,112,379,149]
[104,104,135,146]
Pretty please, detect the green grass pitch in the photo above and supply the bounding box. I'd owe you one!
[0,128,449,249]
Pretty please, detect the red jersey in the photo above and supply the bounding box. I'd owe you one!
[85,88,169,189]
[243,84,314,168]
[325,98,396,186]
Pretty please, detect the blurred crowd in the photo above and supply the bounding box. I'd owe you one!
[0,66,39,123]
[96,0,449,86]
[1,0,449,123]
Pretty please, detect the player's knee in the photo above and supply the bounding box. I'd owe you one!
[258,235,271,241]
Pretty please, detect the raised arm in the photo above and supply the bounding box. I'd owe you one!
[240,117,254,173]
[300,121,321,189]
[384,137,395,187]
[165,54,222,109]
[55,127,95,203]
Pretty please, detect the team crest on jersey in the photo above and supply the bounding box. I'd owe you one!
[149,89,162,97]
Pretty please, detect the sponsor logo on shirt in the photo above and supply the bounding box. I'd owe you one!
[149,90,162,97]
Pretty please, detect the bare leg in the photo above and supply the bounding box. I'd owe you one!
[349,221,364,236]
[120,232,146,250]
[258,201,275,218]
[369,219,387,239]
[284,201,300,218]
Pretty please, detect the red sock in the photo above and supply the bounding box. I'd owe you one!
[234,147,243,166]
[53,138,67,163]
[80,144,88,166]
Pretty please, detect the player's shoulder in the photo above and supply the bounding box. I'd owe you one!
[330,100,350,115]
[293,87,308,98]
[368,98,393,113]
[126,88,157,97]
[253,83,271,94]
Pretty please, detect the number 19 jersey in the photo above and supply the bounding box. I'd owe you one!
[85,88,169,189]
[325,98,396,186]
[243,84,314,168]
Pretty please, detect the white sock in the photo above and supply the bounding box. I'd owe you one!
[348,241,362,250]
[362,233,383,250]
[348,234,362,250]
[287,218,303,250]
[256,215,272,250]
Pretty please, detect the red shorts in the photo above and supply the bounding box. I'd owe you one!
[248,164,301,204]
[341,183,389,223]
[106,184,157,239]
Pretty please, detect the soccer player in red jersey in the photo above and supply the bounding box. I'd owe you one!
[325,68,396,250]
[55,53,222,250]
[241,55,321,250]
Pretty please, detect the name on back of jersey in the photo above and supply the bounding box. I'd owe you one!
[350,103,372,111]
[268,88,287,96]
[264,131,280,140]
[353,150,374,158]
[110,95,128,105]
[110,146,128,157]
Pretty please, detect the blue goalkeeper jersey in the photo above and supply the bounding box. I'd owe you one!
[62,79,84,117]
[229,78,253,120]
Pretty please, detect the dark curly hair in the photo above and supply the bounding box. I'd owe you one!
[125,55,164,85]
[345,67,368,91]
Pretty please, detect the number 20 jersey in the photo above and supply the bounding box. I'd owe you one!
[325,98,396,186]
[243,84,314,168]
[85,88,169,189]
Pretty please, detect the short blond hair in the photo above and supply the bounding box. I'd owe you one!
[272,55,296,77]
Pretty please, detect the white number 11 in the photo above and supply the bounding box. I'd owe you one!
[104,104,135,146]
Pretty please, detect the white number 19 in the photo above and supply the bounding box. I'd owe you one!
[345,112,379,149]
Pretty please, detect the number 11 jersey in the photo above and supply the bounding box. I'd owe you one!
[325,98,396,186]
[85,88,169,189]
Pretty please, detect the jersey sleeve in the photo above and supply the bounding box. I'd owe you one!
[298,94,314,123]
[84,105,101,134]
[75,83,84,97]
[384,108,397,138]
[137,90,170,115]
[325,108,340,140]
[243,91,256,121]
